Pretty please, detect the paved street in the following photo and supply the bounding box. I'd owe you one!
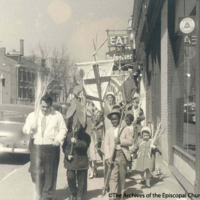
[0,150,189,200]
[0,153,29,182]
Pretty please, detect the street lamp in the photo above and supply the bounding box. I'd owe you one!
[0,74,5,104]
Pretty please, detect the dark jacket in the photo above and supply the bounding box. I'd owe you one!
[62,129,91,170]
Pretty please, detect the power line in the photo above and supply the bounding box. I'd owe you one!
[106,13,131,31]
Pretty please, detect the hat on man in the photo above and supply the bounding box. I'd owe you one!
[141,126,152,137]
[107,108,121,120]
[112,104,121,109]
[106,92,115,98]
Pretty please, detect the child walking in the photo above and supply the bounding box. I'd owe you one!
[104,109,133,199]
[124,114,138,177]
[125,114,138,143]
[62,119,91,200]
[130,126,158,188]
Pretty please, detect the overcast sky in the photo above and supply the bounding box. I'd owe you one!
[0,0,134,62]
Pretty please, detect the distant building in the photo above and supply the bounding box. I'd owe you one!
[0,40,44,104]
[0,47,18,104]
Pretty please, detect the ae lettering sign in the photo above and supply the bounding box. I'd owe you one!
[184,35,196,46]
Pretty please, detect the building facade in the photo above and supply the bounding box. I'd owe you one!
[132,0,200,194]
[0,47,18,104]
[0,40,44,104]
[15,57,39,104]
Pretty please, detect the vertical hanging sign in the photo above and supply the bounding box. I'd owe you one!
[178,16,196,46]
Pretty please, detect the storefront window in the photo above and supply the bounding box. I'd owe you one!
[183,41,196,157]
[175,17,196,157]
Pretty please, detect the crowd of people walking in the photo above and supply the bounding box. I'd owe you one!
[23,91,161,200]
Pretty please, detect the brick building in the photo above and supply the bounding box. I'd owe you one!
[131,0,200,194]
[0,40,44,104]
[0,47,18,104]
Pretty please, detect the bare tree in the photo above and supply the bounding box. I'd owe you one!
[30,43,77,102]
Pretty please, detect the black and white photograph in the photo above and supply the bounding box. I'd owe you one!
[0,0,200,199]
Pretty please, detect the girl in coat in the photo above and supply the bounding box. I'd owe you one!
[130,126,158,188]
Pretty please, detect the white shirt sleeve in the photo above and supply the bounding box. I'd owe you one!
[23,112,34,134]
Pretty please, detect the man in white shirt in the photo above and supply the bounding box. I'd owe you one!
[23,95,67,200]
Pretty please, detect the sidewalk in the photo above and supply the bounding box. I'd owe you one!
[0,152,188,200]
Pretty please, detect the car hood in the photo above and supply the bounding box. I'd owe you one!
[0,121,25,142]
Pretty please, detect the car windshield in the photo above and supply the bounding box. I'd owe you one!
[0,110,27,123]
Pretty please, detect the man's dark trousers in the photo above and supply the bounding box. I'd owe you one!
[29,143,60,200]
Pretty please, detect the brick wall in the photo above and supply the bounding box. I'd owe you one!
[144,27,161,136]
[161,0,173,164]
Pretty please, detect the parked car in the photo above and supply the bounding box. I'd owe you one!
[184,103,196,124]
[0,102,70,154]
[0,104,34,154]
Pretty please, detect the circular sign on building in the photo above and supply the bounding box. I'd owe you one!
[179,17,195,34]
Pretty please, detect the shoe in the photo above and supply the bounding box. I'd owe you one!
[140,179,145,184]
[106,186,110,192]
[146,184,151,188]
[68,195,77,200]
[146,179,151,188]
[94,172,98,177]
[89,174,94,179]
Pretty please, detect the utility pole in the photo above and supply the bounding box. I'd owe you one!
[195,0,200,195]
[0,74,4,104]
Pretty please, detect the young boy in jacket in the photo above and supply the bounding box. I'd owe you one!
[62,119,91,200]
[104,109,133,199]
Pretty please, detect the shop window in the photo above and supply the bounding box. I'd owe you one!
[174,18,196,157]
